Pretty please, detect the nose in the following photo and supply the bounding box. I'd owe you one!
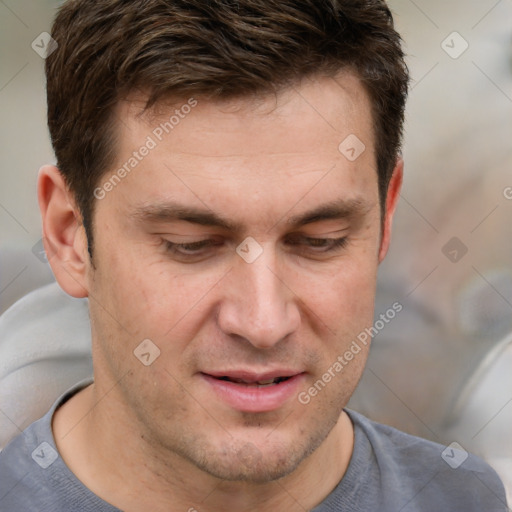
[217,246,301,349]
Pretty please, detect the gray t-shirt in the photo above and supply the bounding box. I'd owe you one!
[0,382,508,511]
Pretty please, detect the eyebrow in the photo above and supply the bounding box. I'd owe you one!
[131,202,242,231]
[285,198,372,228]
[129,197,373,232]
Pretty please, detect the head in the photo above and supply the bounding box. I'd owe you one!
[40,0,408,483]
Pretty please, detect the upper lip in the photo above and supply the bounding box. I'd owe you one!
[202,370,304,383]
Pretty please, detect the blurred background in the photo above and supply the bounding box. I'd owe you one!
[0,0,511,501]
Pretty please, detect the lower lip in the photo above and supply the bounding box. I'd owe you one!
[201,373,305,413]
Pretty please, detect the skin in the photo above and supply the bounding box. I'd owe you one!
[39,71,402,512]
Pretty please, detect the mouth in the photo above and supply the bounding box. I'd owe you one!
[214,375,292,387]
[200,371,305,412]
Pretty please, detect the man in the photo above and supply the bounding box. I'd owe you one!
[0,0,507,511]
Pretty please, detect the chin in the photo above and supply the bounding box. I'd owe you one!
[198,449,301,483]
[180,429,326,484]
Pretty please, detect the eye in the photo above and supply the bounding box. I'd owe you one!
[162,235,348,262]
[286,235,348,253]
[167,240,211,253]
[164,239,222,259]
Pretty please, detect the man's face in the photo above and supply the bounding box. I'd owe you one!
[85,72,387,482]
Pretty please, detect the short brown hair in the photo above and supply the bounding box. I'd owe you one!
[46,0,409,257]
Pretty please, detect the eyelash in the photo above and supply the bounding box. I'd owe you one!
[164,236,348,258]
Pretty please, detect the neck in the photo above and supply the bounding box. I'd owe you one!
[52,382,354,512]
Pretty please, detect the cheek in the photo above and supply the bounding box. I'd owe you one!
[94,243,223,348]
[301,257,378,332]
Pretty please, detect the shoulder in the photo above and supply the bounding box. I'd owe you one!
[0,407,61,511]
[0,380,117,512]
[345,409,509,511]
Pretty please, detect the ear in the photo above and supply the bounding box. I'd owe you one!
[37,165,90,298]
[378,158,403,263]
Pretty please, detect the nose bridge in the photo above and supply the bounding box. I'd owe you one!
[246,256,282,325]
[219,245,299,348]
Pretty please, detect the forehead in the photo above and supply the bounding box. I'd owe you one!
[117,70,374,153]
[103,71,378,226]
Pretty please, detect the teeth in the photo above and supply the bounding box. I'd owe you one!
[257,378,277,385]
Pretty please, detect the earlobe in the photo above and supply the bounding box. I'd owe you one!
[37,165,90,298]
[378,158,403,263]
